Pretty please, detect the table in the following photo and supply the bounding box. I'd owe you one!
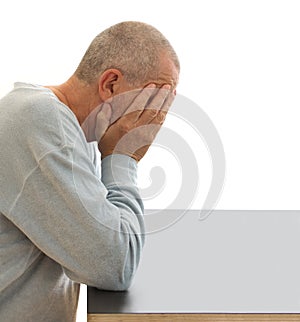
[87,209,300,321]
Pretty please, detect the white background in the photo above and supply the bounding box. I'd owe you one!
[1,1,299,321]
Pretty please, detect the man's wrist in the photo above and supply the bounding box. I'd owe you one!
[101,154,138,188]
[101,151,139,162]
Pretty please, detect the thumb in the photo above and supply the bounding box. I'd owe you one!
[95,103,112,143]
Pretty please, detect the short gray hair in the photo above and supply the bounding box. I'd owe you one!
[74,21,180,86]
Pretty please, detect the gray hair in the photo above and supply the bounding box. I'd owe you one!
[74,21,180,86]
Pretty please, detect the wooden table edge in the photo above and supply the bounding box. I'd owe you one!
[87,313,300,322]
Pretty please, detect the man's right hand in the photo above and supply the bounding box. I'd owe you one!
[95,84,174,162]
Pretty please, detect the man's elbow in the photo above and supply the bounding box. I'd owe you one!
[93,256,137,292]
[109,217,145,291]
[108,246,142,291]
[94,237,144,291]
[71,219,145,291]
[107,274,133,291]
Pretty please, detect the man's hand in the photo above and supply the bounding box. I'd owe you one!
[96,84,174,162]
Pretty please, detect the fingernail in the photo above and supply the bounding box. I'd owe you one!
[162,84,171,90]
[147,83,156,88]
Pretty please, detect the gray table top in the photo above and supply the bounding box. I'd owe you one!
[88,209,300,314]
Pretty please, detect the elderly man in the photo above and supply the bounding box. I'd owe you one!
[0,21,179,321]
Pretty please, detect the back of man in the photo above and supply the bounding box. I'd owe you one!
[0,21,179,321]
[0,83,85,321]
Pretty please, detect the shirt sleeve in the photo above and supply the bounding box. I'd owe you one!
[8,140,145,291]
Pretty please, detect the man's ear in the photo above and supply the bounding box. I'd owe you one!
[98,69,123,101]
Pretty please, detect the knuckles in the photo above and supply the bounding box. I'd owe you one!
[146,109,158,118]
[118,122,132,133]
[156,112,166,123]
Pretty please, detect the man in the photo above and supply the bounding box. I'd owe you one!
[0,21,179,321]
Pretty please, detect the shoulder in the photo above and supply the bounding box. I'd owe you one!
[11,83,77,130]
[0,83,85,157]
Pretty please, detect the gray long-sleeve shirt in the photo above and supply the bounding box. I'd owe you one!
[0,83,145,322]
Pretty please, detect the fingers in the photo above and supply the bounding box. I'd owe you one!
[124,84,157,122]
[97,83,176,162]
[147,84,171,112]
[136,84,172,126]
[153,90,175,125]
[95,102,112,142]
[161,90,175,114]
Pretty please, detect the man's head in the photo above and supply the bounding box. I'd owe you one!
[74,21,179,100]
